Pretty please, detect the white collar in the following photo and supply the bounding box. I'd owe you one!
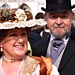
[50,34,69,45]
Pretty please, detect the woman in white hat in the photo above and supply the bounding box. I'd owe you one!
[0,7,60,75]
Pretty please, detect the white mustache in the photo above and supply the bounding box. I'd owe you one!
[54,24,65,28]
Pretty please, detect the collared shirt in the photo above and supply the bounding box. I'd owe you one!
[46,34,69,68]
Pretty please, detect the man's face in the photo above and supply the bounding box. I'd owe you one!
[45,11,74,38]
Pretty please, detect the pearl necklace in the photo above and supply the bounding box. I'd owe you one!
[3,56,23,63]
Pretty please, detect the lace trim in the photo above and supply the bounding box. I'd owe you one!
[0,19,47,29]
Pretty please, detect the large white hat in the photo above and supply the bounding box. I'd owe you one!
[0,19,47,29]
[0,8,47,30]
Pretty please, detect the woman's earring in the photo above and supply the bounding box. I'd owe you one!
[0,47,3,52]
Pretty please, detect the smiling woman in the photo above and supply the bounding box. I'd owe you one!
[0,6,60,75]
[0,21,48,75]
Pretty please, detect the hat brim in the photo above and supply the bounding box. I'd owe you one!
[0,19,47,29]
[41,4,75,13]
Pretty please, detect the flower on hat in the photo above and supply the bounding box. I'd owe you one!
[0,7,47,29]
[15,9,27,22]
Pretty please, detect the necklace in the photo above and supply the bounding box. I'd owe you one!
[0,55,25,75]
[3,56,23,63]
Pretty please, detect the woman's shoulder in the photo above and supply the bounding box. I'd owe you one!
[25,56,40,64]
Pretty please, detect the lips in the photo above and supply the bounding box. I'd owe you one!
[14,44,24,49]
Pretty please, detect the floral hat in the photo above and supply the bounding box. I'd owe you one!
[0,8,47,29]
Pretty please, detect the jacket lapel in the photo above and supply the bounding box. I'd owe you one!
[58,37,75,72]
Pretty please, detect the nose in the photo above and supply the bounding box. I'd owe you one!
[56,17,63,25]
[17,36,24,43]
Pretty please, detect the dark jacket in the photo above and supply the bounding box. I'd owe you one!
[30,28,75,75]
[28,27,43,47]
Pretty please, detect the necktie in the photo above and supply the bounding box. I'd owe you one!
[50,39,65,64]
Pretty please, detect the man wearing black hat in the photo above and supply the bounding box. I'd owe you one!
[31,0,75,75]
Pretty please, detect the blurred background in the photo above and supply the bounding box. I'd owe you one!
[0,0,75,18]
[0,0,45,18]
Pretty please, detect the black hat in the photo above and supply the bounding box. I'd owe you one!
[41,0,75,12]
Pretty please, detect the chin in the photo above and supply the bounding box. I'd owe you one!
[53,30,65,37]
[53,32,65,39]
[16,52,25,57]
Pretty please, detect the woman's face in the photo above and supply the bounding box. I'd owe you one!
[0,28,28,59]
